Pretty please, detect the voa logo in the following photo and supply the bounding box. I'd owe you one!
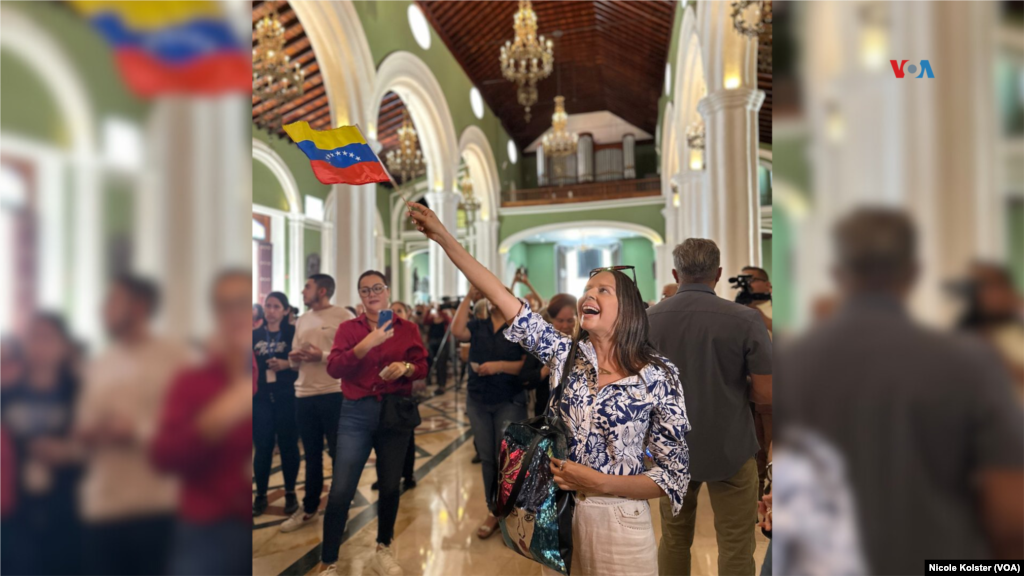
[890,60,935,79]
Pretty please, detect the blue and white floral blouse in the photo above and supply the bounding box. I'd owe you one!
[504,300,691,514]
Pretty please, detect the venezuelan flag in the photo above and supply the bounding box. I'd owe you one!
[72,1,249,97]
[283,122,391,186]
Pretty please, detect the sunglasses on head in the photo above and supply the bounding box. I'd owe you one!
[588,265,649,309]
[588,265,637,284]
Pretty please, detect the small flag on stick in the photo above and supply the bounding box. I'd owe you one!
[282,122,391,186]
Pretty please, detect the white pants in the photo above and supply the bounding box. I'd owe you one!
[543,494,658,576]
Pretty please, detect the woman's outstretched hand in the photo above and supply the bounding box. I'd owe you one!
[407,202,448,243]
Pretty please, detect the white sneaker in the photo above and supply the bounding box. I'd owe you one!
[369,544,403,576]
[280,510,317,533]
[317,564,337,576]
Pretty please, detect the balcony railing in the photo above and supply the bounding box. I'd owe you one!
[501,177,661,207]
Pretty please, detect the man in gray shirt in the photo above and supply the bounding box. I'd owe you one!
[648,238,773,576]
[777,208,1024,574]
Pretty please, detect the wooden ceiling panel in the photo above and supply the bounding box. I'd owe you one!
[254,1,772,148]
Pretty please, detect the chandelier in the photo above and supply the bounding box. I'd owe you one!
[384,110,425,184]
[458,174,481,228]
[730,1,772,38]
[686,119,706,170]
[499,0,554,122]
[542,96,578,158]
[252,8,305,122]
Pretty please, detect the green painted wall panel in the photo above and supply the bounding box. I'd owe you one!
[525,242,557,300]
[252,160,290,211]
[1,52,64,145]
[621,238,656,302]
[761,237,773,282]
[499,204,666,244]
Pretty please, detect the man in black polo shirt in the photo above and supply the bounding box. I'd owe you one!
[648,238,773,576]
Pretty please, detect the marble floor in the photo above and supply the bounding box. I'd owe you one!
[253,389,768,576]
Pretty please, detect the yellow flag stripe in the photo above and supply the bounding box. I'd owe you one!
[71,1,226,30]
[282,122,368,151]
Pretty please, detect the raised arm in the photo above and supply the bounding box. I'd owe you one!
[408,202,522,322]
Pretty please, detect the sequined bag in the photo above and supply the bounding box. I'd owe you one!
[495,339,578,574]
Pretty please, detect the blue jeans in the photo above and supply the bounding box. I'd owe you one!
[466,394,528,514]
[320,396,412,564]
[761,539,772,576]
[170,519,250,576]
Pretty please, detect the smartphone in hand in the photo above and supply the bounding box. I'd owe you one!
[377,309,393,329]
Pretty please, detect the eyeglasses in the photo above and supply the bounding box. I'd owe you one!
[588,265,637,284]
[358,284,388,296]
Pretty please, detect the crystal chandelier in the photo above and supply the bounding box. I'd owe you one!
[252,8,305,123]
[385,110,425,184]
[542,96,578,158]
[499,0,554,122]
[730,0,772,38]
[458,174,481,228]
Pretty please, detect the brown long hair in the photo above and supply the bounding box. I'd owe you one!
[576,269,670,377]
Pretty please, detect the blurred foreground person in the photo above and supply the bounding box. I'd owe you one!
[648,239,772,576]
[2,314,84,575]
[280,275,352,533]
[150,271,253,576]
[953,262,1024,403]
[778,208,1024,574]
[252,291,299,517]
[76,276,190,575]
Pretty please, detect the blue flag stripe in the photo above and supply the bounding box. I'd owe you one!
[294,141,380,170]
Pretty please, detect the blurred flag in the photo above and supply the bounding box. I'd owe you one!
[71,1,249,97]
[282,122,391,186]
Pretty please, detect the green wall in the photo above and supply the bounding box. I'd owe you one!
[1,52,65,146]
[499,203,666,244]
[351,1,520,193]
[622,238,657,302]
[252,160,290,211]
[525,243,557,299]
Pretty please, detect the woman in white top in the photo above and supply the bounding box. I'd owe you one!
[407,203,690,576]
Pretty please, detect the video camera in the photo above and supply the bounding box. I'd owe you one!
[729,274,772,306]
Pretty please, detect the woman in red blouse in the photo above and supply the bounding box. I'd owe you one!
[317,270,428,576]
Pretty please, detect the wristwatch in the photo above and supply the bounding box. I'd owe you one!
[403,362,413,377]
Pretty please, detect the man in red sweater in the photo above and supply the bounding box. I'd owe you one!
[150,270,252,576]
[316,271,427,576]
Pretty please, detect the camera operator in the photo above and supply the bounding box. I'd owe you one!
[730,266,772,335]
[648,239,772,576]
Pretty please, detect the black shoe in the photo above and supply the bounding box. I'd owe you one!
[433,387,445,396]
[472,453,482,464]
[403,477,417,490]
[252,495,269,517]
[371,481,379,491]
[284,492,299,515]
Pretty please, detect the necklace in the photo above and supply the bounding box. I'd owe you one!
[598,367,613,376]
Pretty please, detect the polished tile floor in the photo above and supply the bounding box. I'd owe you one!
[252,389,768,576]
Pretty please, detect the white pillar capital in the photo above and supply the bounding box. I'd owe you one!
[698,87,765,116]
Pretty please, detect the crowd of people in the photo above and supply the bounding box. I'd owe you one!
[2,271,253,576]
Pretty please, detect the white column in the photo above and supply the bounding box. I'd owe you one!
[287,215,304,302]
[332,183,377,307]
[698,88,764,298]
[623,134,636,179]
[147,96,248,340]
[425,190,460,299]
[536,146,547,186]
[475,219,500,275]
[577,134,594,183]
